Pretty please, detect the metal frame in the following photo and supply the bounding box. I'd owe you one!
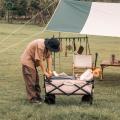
[52,35,90,71]
[44,77,94,96]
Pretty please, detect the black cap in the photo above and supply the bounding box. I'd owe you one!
[45,38,60,52]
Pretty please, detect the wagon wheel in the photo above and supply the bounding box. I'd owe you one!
[44,94,56,104]
[81,94,93,105]
[90,91,93,105]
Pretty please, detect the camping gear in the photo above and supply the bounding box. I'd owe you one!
[53,71,69,77]
[53,52,56,70]
[53,71,59,77]
[65,38,68,57]
[44,36,95,104]
[92,68,101,78]
[49,36,92,76]
[44,75,94,105]
[77,39,84,54]
[111,54,115,64]
[73,54,93,76]
[59,36,62,72]
[73,55,92,68]
[77,46,84,54]
[73,38,76,51]
[95,53,98,67]
[100,58,120,79]
[86,36,91,55]
[60,39,62,51]
[66,38,72,51]
[46,0,120,37]
[66,45,72,51]
[80,69,93,81]
[73,52,98,77]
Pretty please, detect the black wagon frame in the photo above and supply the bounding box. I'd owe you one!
[44,76,94,105]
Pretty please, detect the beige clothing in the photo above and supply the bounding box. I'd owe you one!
[21,39,51,69]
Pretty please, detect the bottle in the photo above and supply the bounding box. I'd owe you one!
[111,54,115,64]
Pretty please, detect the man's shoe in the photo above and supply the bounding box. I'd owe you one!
[29,97,42,104]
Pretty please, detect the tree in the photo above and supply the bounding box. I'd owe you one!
[17,0,27,16]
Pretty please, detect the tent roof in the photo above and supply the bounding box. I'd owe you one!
[45,0,120,37]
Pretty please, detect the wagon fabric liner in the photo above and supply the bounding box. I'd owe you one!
[45,76,94,96]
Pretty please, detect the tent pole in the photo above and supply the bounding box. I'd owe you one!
[86,35,91,54]
[58,32,61,72]
[85,35,87,55]
[53,52,55,70]
[52,35,56,70]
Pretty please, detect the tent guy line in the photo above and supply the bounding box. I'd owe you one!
[1,0,120,53]
[0,30,45,54]
[0,1,56,45]
[0,1,57,54]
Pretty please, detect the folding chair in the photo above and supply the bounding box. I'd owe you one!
[73,54,93,76]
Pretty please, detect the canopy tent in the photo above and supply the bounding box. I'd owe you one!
[45,0,120,37]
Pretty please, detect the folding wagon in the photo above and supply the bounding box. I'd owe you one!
[44,75,94,105]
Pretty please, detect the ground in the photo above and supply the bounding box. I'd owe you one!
[0,23,120,120]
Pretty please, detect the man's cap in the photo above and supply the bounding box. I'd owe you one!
[45,38,60,52]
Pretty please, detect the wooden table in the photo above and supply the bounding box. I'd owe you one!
[100,60,120,79]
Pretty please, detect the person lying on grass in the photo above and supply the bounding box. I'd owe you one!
[21,38,60,104]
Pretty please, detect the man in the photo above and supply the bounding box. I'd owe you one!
[21,38,60,104]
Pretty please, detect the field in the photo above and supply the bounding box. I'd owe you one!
[0,23,120,120]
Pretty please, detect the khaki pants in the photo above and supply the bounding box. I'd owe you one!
[22,65,41,100]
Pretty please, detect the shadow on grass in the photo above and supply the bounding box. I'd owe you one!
[96,73,120,87]
[52,96,93,107]
[51,111,110,120]
[18,96,92,107]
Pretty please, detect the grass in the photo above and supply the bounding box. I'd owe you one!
[0,23,120,120]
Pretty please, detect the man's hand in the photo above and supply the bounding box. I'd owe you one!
[39,60,52,78]
[48,70,53,76]
[44,71,52,78]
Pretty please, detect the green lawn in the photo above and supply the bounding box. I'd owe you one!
[0,23,120,120]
